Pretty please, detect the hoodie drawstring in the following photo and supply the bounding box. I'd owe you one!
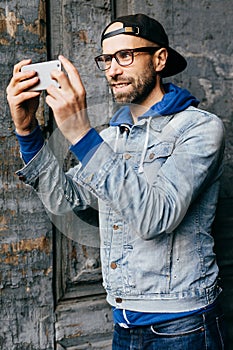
[138,117,152,174]
[114,119,151,174]
[114,126,120,152]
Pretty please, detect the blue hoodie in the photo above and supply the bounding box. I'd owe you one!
[16,83,199,164]
[70,83,199,164]
[109,83,199,127]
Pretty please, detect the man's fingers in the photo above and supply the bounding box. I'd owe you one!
[7,92,40,113]
[58,55,85,92]
[49,69,71,92]
[13,59,32,75]
[7,73,39,97]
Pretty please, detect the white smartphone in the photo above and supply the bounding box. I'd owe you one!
[21,60,61,91]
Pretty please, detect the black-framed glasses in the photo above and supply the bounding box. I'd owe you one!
[94,46,161,71]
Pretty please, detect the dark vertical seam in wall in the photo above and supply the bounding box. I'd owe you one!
[51,226,57,350]
[44,3,56,349]
[45,0,52,60]
[44,0,56,138]
[110,0,117,20]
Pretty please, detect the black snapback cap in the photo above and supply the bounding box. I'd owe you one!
[101,13,187,77]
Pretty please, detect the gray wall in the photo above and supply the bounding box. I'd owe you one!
[0,1,54,349]
[0,0,233,348]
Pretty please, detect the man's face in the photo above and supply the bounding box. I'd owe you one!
[102,23,158,105]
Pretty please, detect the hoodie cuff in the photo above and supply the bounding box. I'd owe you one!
[15,125,45,164]
[70,128,103,166]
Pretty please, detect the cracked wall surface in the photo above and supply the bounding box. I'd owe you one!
[0,0,54,349]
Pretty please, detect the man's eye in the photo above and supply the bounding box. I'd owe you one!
[118,51,132,60]
[103,55,112,63]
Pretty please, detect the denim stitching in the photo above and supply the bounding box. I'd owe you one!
[216,315,225,349]
[203,313,208,350]
[150,324,204,337]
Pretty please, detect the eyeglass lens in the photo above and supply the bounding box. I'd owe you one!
[96,50,134,71]
[95,47,161,71]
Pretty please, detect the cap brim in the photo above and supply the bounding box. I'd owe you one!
[161,47,187,77]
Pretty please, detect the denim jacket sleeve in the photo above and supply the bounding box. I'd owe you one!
[16,142,98,215]
[16,108,225,240]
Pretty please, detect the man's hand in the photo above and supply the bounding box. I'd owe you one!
[46,55,91,144]
[6,59,41,135]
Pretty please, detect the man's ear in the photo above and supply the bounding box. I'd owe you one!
[153,48,168,74]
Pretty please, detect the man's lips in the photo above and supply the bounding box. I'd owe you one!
[111,82,131,90]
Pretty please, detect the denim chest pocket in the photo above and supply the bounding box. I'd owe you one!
[140,141,174,184]
[143,142,174,164]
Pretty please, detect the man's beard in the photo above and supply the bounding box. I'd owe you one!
[109,61,157,105]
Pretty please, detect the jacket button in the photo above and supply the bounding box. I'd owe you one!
[110,262,117,269]
[124,153,131,160]
[18,175,26,181]
[113,224,119,230]
[149,152,155,159]
[115,298,122,303]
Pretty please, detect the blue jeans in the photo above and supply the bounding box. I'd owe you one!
[112,303,227,350]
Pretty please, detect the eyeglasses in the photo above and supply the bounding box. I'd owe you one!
[94,46,161,71]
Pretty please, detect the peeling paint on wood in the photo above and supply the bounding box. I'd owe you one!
[0,0,46,41]
[0,236,51,257]
[0,0,53,348]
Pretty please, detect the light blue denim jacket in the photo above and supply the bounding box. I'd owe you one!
[16,103,225,313]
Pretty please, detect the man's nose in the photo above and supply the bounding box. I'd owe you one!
[107,58,123,77]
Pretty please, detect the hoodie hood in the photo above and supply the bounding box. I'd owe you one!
[110,83,199,126]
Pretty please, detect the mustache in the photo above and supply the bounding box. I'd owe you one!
[108,77,133,85]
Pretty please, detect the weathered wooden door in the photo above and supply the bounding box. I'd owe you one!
[48,1,114,348]
[54,225,113,349]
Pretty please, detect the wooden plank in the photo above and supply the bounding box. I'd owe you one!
[0,0,54,348]
[55,298,113,346]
